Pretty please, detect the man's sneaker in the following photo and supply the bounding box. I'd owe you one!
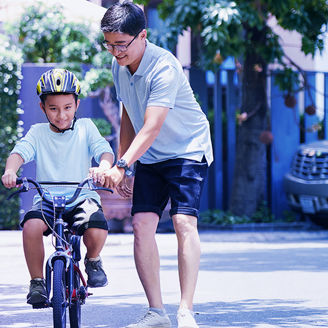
[126,310,172,328]
[177,309,199,328]
[27,278,48,305]
[84,256,108,287]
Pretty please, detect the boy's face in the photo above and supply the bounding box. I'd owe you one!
[103,29,147,74]
[40,94,79,133]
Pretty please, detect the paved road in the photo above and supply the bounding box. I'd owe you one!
[1,230,328,327]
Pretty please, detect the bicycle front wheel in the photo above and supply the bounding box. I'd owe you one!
[69,267,81,327]
[53,259,67,328]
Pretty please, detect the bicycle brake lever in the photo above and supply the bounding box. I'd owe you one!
[86,178,113,193]
[86,178,96,190]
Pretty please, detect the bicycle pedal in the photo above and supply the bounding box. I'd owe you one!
[32,301,49,309]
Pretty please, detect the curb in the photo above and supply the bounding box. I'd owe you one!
[157,220,321,231]
[197,221,320,231]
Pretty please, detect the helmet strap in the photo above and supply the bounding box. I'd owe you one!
[45,114,77,133]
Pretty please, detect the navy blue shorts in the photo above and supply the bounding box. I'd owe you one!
[132,157,208,219]
[21,198,108,236]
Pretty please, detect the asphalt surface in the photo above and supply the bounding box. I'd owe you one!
[1,229,328,327]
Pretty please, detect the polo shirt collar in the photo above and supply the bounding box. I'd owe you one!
[129,39,152,77]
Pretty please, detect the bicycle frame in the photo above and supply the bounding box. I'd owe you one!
[44,195,86,310]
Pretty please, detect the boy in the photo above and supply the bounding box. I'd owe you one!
[99,2,213,328]
[1,68,114,305]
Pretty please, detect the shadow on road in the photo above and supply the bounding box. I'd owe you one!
[157,246,328,272]
[194,299,328,327]
[1,284,328,328]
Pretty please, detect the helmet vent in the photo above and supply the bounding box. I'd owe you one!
[56,78,61,86]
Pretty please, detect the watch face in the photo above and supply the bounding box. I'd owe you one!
[117,159,127,168]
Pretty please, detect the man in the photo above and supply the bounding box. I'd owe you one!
[100,2,213,327]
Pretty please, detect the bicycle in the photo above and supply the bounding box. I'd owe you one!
[8,177,113,328]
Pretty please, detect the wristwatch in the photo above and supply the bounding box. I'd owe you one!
[116,158,133,176]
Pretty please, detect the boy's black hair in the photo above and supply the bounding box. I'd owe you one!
[40,93,79,105]
[101,1,146,36]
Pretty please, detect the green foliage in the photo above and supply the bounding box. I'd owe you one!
[7,1,97,64]
[91,118,112,137]
[200,201,294,226]
[6,1,113,94]
[274,68,301,94]
[200,209,253,225]
[0,35,23,229]
[137,0,328,82]
[251,201,274,223]
[80,68,113,98]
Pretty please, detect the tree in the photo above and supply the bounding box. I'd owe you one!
[137,0,328,217]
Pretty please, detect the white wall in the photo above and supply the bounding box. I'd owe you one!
[268,16,328,72]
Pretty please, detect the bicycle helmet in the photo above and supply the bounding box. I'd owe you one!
[36,69,81,133]
[36,68,81,97]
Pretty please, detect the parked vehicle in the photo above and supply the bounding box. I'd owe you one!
[284,140,328,228]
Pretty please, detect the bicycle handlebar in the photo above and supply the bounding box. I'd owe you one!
[12,177,113,205]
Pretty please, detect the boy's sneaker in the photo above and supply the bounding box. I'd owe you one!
[27,278,47,305]
[177,309,199,328]
[84,256,108,287]
[126,310,172,328]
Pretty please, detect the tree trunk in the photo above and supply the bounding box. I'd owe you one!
[229,29,268,217]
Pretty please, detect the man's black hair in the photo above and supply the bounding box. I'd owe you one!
[101,1,146,36]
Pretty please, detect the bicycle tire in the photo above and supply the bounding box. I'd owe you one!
[69,267,81,327]
[53,259,67,328]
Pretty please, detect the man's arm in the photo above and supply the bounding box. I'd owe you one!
[117,105,136,159]
[120,105,169,167]
[2,153,24,188]
[102,104,169,189]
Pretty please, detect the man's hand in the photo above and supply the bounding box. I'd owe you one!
[2,169,18,188]
[102,166,125,189]
[116,175,134,198]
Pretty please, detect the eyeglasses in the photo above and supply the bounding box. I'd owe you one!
[102,31,141,53]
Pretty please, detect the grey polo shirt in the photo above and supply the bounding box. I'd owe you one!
[112,40,213,166]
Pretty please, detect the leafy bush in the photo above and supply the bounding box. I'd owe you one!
[0,35,23,229]
[5,1,114,93]
[8,1,97,64]
[92,118,112,137]
[200,209,253,226]
[200,201,295,226]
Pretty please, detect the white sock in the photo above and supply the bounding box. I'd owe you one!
[87,256,100,261]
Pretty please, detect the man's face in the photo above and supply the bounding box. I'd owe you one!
[41,94,79,133]
[103,30,147,73]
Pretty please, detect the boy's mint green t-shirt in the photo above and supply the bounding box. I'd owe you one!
[11,118,114,207]
[112,40,213,166]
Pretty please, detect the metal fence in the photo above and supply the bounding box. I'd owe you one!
[190,67,328,219]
